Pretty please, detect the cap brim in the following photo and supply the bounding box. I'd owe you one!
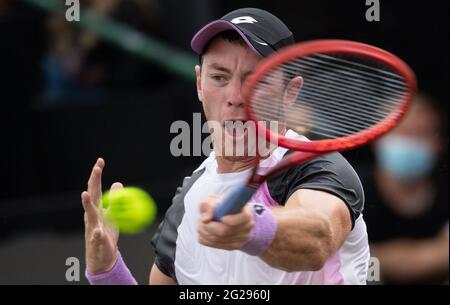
[191,20,262,56]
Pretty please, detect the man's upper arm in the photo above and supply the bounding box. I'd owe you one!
[268,152,365,229]
[149,263,177,285]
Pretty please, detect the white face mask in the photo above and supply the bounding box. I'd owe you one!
[376,135,436,181]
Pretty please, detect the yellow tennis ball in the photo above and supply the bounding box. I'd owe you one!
[102,187,157,234]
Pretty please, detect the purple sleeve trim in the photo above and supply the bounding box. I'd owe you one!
[85,252,138,285]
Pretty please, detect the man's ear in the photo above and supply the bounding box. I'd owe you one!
[195,65,203,103]
[283,76,303,106]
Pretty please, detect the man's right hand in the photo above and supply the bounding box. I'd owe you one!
[81,158,121,275]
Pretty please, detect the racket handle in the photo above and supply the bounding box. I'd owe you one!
[214,185,257,221]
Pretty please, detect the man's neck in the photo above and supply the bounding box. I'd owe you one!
[215,156,256,174]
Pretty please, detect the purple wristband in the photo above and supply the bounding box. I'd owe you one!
[241,203,277,256]
[85,252,137,285]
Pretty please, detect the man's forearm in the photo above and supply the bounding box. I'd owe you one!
[260,207,334,272]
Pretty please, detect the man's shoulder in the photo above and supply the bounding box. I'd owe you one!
[192,151,216,173]
[267,149,365,226]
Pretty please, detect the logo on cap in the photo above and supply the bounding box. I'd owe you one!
[230,16,258,25]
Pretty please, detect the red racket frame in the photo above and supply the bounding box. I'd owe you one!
[244,39,417,184]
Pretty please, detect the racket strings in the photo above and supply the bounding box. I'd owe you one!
[255,79,398,120]
[252,101,377,136]
[302,54,406,88]
[280,64,404,107]
[280,60,406,106]
[279,57,406,105]
[251,86,403,136]
[250,53,409,139]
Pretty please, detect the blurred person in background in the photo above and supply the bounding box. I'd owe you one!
[362,93,449,284]
[41,0,163,105]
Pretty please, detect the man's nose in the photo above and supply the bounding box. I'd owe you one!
[227,80,245,108]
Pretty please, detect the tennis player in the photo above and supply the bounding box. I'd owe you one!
[82,8,370,285]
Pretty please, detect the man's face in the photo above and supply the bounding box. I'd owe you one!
[195,38,263,158]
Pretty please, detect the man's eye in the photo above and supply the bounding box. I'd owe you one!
[211,75,226,82]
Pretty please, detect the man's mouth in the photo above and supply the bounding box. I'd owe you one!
[223,119,251,137]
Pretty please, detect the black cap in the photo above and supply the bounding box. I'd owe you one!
[191,8,294,57]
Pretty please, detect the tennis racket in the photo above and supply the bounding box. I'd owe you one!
[213,39,417,221]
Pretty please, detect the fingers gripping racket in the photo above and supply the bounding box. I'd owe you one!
[213,39,417,221]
